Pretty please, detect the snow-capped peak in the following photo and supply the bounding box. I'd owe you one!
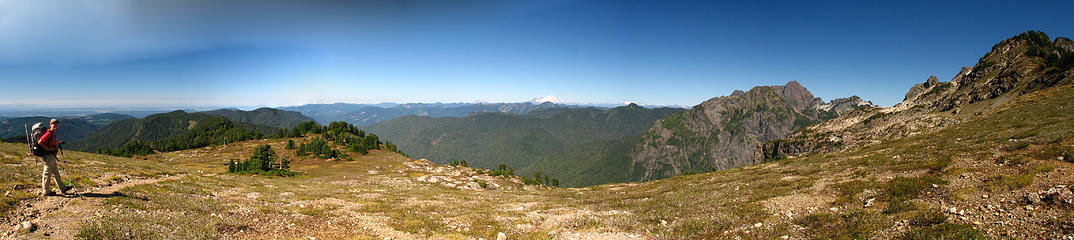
[533,95,566,104]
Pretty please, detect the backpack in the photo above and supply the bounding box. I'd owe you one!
[30,122,50,157]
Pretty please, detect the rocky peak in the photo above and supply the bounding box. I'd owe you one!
[958,66,974,76]
[730,90,746,97]
[770,81,816,111]
[818,96,875,115]
[903,75,945,102]
[924,76,940,88]
[1056,37,1074,52]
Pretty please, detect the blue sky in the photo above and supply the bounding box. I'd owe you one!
[0,0,1071,108]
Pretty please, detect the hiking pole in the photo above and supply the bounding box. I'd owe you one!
[55,144,83,199]
[24,124,32,156]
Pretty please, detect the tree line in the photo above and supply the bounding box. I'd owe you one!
[228,144,295,176]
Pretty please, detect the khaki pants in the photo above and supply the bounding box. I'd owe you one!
[41,153,64,194]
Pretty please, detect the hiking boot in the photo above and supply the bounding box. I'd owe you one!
[60,185,72,194]
[42,191,58,197]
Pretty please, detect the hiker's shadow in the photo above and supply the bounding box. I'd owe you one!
[63,191,126,198]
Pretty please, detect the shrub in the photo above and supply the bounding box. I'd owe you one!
[900,223,983,240]
[883,200,920,214]
[489,163,514,177]
[448,160,469,167]
[908,209,947,227]
[995,155,1028,166]
[794,211,886,239]
[884,176,945,202]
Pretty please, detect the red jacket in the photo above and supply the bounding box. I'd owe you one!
[39,130,58,148]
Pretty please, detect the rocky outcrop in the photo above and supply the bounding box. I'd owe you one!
[815,96,875,115]
[904,75,941,101]
[756,31,1074,162]
[629,81,871,181]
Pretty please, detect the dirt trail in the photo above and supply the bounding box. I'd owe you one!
[2,174,186,239]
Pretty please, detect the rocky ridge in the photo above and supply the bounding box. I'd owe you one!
[630,81,873,181]
[758,31,1074,161]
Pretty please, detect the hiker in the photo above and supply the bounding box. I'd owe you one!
[36,119,70,196]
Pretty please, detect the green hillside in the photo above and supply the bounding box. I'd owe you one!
[523,135,641,187]
[199,107,316,129]
[365,104,682,179]
[67,110,280,153]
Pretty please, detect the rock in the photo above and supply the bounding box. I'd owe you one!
[947,207,959,214]
[466,182,482,190]
[864,198,875,207]
[1043,187,1074,205]
[1025,192,1042,204]
[20,221,35,233]
[660,220,668,226]
[754,222,763,228]
[1059,156,1066,161]
[12,185,25,190]
[982,194,989,199]
[496,232,507,240]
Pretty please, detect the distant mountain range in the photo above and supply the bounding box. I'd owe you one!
[364,104,684,186]
[281,102,581,127]
[0,113,134,144]
[0,108,202,119]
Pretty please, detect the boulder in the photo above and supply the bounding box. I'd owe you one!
[1042,186,1074,205]
[466,182,482,190]
[1025,192,1042,205]
[20,221,36,233]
